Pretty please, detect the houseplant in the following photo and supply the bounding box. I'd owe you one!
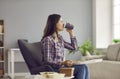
[78,39,92,56]
[113,39,120,43]
[69,39,99,56]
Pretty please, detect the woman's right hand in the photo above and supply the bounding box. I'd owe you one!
[62,60,73,67]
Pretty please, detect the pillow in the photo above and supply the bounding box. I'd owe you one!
[106,44,120,61]
[117,49,120,61]
[18,40,38,68]
[26,42,43,65]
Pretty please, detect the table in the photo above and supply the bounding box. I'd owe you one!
[8,48,19,79]
[25,75,74,79]
[8,48,29,79]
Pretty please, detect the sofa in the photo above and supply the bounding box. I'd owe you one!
[87,43,120,79]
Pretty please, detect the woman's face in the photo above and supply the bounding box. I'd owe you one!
[56,18,64,31]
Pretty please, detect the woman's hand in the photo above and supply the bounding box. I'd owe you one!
[66,29,74,38]
[62,60,73,67]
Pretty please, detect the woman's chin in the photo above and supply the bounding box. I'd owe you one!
[58,29,64,32]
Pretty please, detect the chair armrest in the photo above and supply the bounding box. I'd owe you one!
[81,55,106,60]
[31,65,54,74]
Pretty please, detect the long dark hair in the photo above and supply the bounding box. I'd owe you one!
[42,14,61,39]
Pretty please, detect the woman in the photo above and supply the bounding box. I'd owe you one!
[41,14,90,79]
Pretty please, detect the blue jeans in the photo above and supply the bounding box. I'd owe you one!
[73,64,90,79]
[53,64,90,79]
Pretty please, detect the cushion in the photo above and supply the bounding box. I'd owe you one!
[117,49,120,61]
[18,40,38,68]
[106,44,120,61]
[18,40,43,67]
[25,42,43,65]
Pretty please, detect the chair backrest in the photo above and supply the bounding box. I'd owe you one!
[18,39,43,70]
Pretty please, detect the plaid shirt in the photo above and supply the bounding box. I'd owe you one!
[42,34,77,68]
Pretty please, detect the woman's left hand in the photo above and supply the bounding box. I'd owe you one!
[64,60,73,67]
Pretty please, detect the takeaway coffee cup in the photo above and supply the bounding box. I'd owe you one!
[64,23,74,30]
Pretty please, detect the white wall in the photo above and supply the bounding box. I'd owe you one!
[92,0,112,48]
[0,0,92,60]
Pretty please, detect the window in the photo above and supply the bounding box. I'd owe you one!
[113,0,120,39]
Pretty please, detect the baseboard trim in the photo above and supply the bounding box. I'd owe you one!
[5,72,30,77]
[14,72,30,76]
